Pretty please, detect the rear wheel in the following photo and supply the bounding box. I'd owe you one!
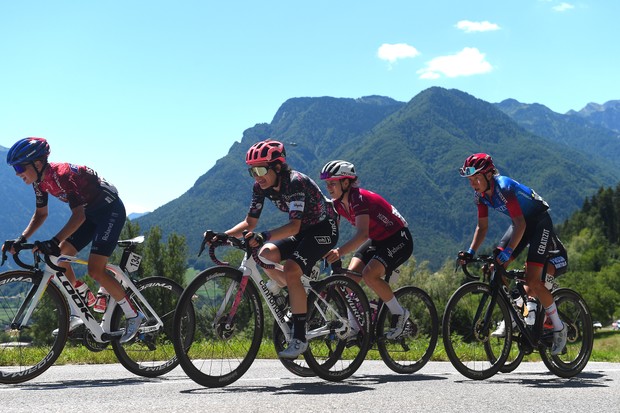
[172,267,263,387]
[442,282,511,380]
[0,271,69,384]
[376,286,438,374]
[112,276,185,377]
[539,288,593,378]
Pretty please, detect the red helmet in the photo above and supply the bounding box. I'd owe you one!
[245,139,286,166]
[460,153,495,177]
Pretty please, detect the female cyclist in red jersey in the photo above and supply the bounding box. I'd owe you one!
[320,160,413,339]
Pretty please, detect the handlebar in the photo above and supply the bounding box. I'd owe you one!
[1,241,66,272]
[199,230,277,269]
[458,254,523,281]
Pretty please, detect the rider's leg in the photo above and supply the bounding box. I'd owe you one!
[260,243,287,287]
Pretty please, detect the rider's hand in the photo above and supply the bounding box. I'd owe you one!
[246,231,270,248]
[496,247,513,264]
[457,248,474,264]
[324,248,341,264]
[35,237,61,257]
[2,235,27,253]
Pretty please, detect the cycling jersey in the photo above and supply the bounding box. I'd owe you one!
[333,187,408,241]
[34,162,119,211]
[248,170,337,230]
[474,175,548,220]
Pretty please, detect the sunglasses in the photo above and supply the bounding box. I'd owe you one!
[248,166,272,178]
[459,166,478,177]
[13,164,28,174]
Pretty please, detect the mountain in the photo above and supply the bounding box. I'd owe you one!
[495,99,620,168]
[128,212,150,220]
[136,88,620,268]
[567,100,620,133]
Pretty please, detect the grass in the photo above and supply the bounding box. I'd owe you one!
[10,327,617,366]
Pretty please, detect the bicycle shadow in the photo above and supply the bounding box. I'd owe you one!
[17,376,159,391]
[456,371,610,389]
[181,373,446,395]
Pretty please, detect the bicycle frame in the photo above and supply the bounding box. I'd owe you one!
[10,249,164,343]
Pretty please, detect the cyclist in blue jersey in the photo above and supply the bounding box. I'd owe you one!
[458,153,568,355]
[3,137,144,343]
[214,139,338,359]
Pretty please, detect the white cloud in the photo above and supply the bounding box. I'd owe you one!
[377,43,420,64]
[417,47,493,79]
[553,2,574,12]
[455,20,500,33]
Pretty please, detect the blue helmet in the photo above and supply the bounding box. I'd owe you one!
[6,137,50,166]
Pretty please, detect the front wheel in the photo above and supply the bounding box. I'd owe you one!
[172,266,264,388]
[539,288,593,378]
[111,276,185,377]
[442,282,512,380]
[304,275,371,381]
[376,286,439,374]
[272,319,315,377]
[0,270,69,384]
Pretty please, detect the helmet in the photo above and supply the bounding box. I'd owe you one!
[460,153,495,177]
[245,139,286,166]
[320,160,357,180]
[7,137,50,166]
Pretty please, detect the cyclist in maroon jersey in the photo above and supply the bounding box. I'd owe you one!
[3,137,144,343]
[320,160,413,339]
[214,139,338,359]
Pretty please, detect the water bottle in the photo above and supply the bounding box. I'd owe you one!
[369,299,378,323]
[525,299,537,326]
[75,280,96,307]
[94,286,109,313]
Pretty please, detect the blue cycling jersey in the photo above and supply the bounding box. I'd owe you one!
[475,175,549,219]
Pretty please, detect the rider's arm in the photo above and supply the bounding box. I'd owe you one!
[21,205,50,240]
[225,215,259,238]
[469,215,488,253]
[336,214,370,256]
[264,218,301,241]
[505,193,526,251]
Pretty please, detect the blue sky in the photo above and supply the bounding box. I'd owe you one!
[1,1,618,214]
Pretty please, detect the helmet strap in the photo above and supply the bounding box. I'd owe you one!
[33,160,47,183]
[337,180,349,202]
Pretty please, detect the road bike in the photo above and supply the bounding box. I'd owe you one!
[0,236,184,384]
[342,266,439,374]
[172,231,371,387]
[442,253,593,380]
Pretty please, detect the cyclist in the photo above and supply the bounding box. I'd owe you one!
[3,137,144,343]
[458,153,569,355]
[215,139,338,359]
[320,160,413,340]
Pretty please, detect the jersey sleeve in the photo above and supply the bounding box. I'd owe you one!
[286,176,306,221]
[247,183,266,219]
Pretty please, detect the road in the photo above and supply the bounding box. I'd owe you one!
[1,361,617,412]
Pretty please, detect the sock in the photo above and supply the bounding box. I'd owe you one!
[117,297,138,318]
[292,313,307,342]
[385,296,404,315]
[545,302,563,332]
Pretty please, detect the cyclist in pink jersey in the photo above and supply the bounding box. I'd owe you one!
[320,160,413,339]
[4,137,144,343]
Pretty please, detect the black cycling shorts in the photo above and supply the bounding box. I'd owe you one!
[353,227,413,275]
[273,218,338,276]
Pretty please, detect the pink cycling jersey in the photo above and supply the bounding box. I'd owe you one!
[333,187,408,241]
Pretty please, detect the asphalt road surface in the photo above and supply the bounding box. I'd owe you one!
[1,361,617,412]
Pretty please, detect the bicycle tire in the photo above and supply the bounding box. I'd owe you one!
[303,275,371,381]
[442,281,512,380]
[485,333,525,374]
[172,266,264,388]
[376,286,439,374]
[111,276,186,377]
[0,270,69,384]
[272,319,315,377]
[539,288,593,378]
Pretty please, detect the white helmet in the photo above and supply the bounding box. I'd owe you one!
[320,160,357,181]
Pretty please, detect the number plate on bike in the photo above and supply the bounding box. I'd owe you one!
[127,252,142,273]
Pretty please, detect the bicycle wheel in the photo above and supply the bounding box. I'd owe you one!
[111,276,186,377]
[0,270,69,384]
[442,282,512,380]
[539,288,593,378]
[376,286,438,374]
[485,331,526,374]
[272,319,315,377]
[172,266,263,387]
[304,275,371,381]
